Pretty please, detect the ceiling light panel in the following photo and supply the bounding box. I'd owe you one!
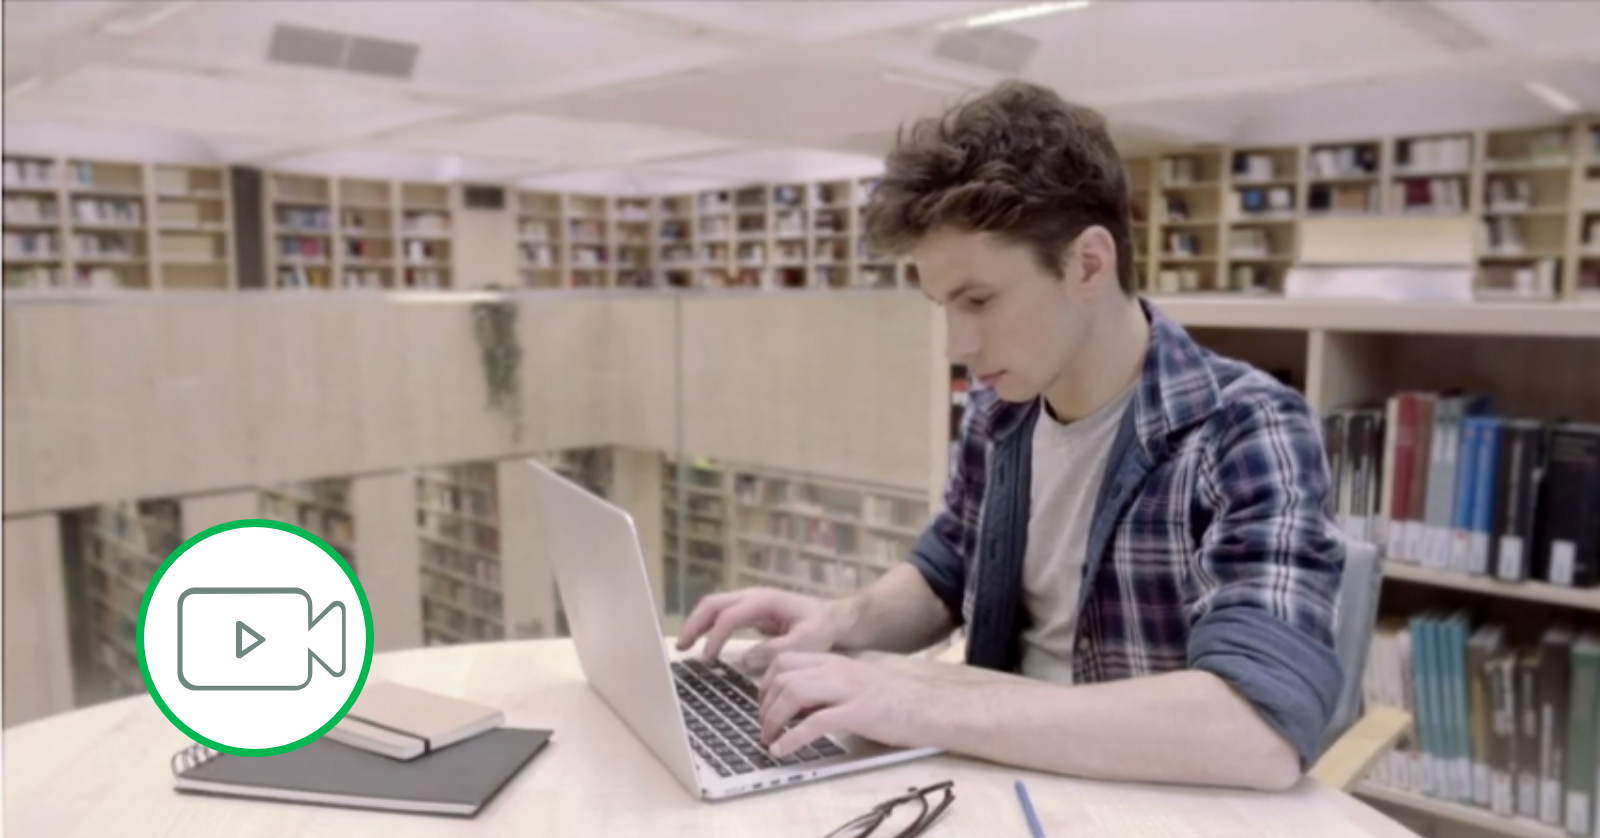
[935,1,1091,31]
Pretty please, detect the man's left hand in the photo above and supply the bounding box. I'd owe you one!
[757,652,942,758]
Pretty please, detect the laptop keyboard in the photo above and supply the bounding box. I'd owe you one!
[671,659,846,777]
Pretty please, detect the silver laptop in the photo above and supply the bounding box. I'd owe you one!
[525,458,940,801]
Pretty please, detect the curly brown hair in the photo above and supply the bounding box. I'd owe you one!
[863,80,1136,295]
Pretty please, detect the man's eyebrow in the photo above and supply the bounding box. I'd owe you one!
[930,280,979,305]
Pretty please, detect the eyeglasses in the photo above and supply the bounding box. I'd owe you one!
[823,780,956,838]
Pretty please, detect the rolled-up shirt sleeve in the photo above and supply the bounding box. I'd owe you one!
[1186,385,1345,770]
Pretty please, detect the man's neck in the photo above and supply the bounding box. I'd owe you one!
[1042,296,1150,423]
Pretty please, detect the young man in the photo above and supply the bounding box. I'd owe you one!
[675,81,1344,792]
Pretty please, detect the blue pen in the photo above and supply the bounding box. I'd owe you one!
[1015,779,1047,838]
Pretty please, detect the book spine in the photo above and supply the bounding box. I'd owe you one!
[1408,395,1437,564]
[1520,651,1544,818]
[1490,652,1518,817]
[1453,418,1481,574]
[1377,395,1399,548]
[1540,629,1573,826]
[1470,418,1501,576]
[1563,637,1599,837]
[1389,393,1418,560]
[1469,632,1495,806]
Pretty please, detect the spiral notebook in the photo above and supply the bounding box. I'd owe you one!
[170,727,552,817]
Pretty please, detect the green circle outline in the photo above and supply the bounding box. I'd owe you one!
[137,518,375,757]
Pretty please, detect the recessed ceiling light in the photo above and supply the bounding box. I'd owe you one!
[100,0,199,35]
[1523,80,1583,115]
[936,1,1091,32]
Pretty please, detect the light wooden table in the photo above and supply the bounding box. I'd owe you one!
[4,639,1419,838]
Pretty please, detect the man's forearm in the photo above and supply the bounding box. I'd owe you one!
[923,669,1303,792]
[829,564,954,655]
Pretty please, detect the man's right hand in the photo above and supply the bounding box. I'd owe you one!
[674,588,856,673]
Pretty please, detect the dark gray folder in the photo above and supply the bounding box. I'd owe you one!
[170,727,552,817]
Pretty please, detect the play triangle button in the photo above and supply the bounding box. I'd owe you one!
[236,621,265,659]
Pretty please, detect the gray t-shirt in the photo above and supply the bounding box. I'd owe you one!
[1018,381,1137,684]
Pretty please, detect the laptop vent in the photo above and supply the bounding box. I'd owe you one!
[932,27,1040,76]
[267,24,420,80]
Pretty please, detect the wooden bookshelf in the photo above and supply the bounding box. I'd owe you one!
[1577,125,1600,299]
[855,176,903,290]
[66,159,154,291]
[697,188,733,288]
[726,465,928,602]
[415,461,503,646]
[1153,147,1226,293]
[257,478,357,571]
[662,455,730,616]
[812,179,855,289]
[62,499,182,706]
[400,182,452,290]
[2,154,66,290]
[517,191,563,290]
[614,196,653,289]
[337,178,399,290]
[268,172,334,290]
[566,194,610,289]
[654,194,695,289]
[1225,145,1300,294]
[152,165,232,290]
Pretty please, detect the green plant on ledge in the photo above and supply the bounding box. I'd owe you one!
[471,293,523,443]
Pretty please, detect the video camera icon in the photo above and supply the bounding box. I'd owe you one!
[176,588,346,691]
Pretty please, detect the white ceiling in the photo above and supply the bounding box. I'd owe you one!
[4,0,1598,193]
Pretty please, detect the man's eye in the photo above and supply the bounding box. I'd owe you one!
[966,296,990,309]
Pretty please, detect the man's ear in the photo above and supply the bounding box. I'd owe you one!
[1062,226,1115,292]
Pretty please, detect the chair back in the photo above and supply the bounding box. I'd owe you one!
[1322,537,1384,754]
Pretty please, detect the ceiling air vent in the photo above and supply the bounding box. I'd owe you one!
[933,27,1040,76]
[267,24,419,81]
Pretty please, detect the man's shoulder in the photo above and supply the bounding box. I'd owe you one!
[1200,350,1319,433]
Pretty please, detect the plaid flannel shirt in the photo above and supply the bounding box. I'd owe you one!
[909,298,1345,768]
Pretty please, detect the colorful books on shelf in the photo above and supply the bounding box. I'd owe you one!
[1362,619,1600,837]
[1324,395,1600,590]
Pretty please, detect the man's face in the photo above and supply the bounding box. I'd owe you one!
[913,227,1093,404]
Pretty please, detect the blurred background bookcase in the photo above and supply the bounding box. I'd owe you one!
[59,499,182,707]
[257,479,358,571]
[658,456,931,614]
[3,155,234,291]
[8,118,1595,302]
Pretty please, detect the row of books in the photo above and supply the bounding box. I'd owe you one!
[1395,136,1474,174]
[73,198,143,226]
[1479,259,1560,299]
[1362,616,1600,837]
[1323,395,1600,588]
[1231,186,1295,218]
[1395,177,1468,214]
[1308,182,1382,215]
[3,195,56,223]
